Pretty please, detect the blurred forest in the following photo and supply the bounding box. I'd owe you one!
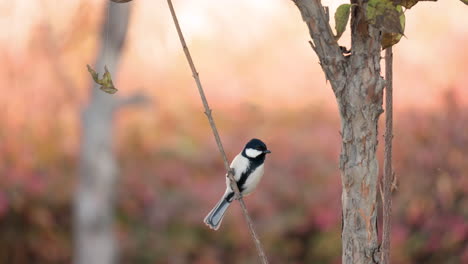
[0,0,467,264]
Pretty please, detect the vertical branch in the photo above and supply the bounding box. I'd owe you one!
[292,0,346,93]
[166,0,269,263]
[381,47,394,264]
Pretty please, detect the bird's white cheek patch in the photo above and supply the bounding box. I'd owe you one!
[245,148,262,158]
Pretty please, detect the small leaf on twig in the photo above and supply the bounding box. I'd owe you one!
[381,5,405,49]
[334,4,352,40]
[87,64,118,94]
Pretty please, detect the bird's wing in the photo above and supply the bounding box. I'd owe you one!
[229,153,250,181]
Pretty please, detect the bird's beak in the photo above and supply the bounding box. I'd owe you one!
[263,150,271,154]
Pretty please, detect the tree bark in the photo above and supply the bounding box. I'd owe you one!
[293,1,384,263]
[74,3,132,264]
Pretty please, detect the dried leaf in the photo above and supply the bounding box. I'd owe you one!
[381,5,405,49]
[460,0,468,5]
[334,4,352,41]
[367,0,404,35]
[87,64,100,84]
[87,64,118,94]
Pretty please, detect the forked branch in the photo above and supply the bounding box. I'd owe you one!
[166,0,269,263]
[292,0,346,92]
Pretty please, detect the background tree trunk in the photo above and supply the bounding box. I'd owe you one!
[293,1,384,263]
[74,3,132,264]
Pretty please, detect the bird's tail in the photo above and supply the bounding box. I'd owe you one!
[204,193,232,230]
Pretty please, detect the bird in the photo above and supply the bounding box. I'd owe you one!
[204,138,271,230]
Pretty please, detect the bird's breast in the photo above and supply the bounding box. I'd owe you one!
[241,164,264,195]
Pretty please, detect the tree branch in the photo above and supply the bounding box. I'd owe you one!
[292,0,346,92]
[381,47,394,264]
[166,0,269,263]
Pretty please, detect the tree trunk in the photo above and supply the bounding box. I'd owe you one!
[338,6,384,263]
[74,3,131,264]
[338,85,383,264]
[293,1,384,263]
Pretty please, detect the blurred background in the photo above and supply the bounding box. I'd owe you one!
[0,0,467,263]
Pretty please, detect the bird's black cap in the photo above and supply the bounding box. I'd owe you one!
[244,138,271,154]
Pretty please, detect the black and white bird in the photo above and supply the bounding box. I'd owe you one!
[204,138,271,230]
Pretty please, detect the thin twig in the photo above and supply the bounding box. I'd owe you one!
[166,0,269,263]
[381,47,393,264]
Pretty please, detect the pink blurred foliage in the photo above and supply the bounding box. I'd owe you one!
[312,206,339,231]
[0,192,8,218]
[0,90,460,263]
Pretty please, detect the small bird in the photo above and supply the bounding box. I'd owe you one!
[204,138,271,230]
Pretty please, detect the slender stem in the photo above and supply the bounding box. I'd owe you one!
[166,0,269,263]
[381,47,393,264]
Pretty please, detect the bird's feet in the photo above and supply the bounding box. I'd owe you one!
[235,193,243,200]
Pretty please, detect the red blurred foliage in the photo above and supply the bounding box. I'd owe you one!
[0,91,467,263]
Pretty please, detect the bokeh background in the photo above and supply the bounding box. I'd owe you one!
[0,0,467,263]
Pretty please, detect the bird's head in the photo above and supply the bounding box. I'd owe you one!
[243,138,271,159]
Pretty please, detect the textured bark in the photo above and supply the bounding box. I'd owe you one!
[293,1,384,263]
[74,3,131,264]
